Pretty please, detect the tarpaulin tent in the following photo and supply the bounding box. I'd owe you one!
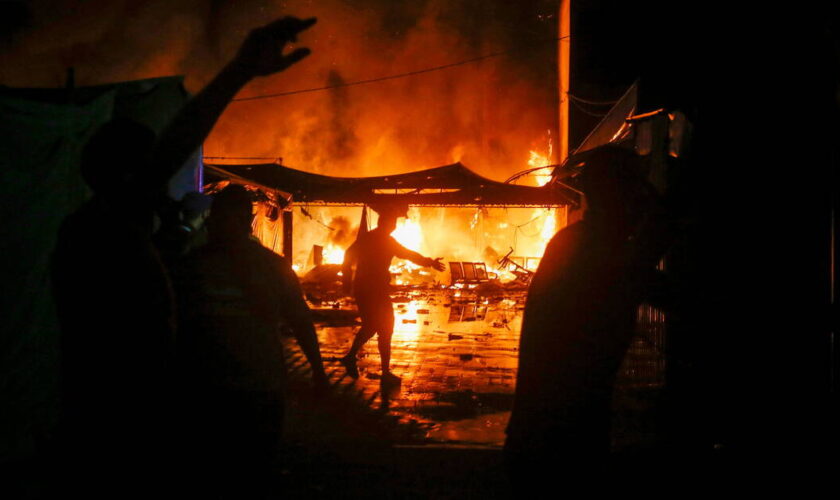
[205,161,578,207]
[0,76,199,462]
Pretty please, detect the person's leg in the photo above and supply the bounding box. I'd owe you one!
[373,297,398,383]
[346,324,376,358]
[341,293,377,378]
[377,322,394,375]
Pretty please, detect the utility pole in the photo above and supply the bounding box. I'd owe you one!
[557,0,572,227]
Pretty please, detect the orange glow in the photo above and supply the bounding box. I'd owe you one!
[527,150,553,187]
[391,211,424,252]
[540,208,556,243]
[322,244,346,264]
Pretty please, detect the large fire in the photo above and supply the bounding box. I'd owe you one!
[322,245,345,265]
[199,1,563,285]
[251,146,563,285]
[392,212,424,252]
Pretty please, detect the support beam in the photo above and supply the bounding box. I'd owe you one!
[282,209,293,259]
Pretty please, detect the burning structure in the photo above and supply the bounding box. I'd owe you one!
[2,0,834,492]
[204,158,577,287]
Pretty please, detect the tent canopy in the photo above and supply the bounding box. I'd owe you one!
[205,161,578,207]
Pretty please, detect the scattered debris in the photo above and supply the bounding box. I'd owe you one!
[423,321,430,325]
[459,354,474,361]
[448,333,464,340]
[416,309,430,314]
[402,319,417,324]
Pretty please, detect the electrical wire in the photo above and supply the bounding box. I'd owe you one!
[203,156,282,161]
[569,97,609,117]
[232,35,571,102]
[567,93,620,106]
[299,206,336,231]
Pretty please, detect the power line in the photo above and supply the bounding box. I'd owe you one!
[203,156,282,161]
[232,35,571,103]
[567,93,620,106]
[569,97,608,117]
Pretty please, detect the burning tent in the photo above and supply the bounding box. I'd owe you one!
[204,161,578,207]
[201,80,686,291]
[204,160,578,286]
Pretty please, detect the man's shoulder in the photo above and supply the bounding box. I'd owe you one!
[544,221,586,254]
[244,238,294,269]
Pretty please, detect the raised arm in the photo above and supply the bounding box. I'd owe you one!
[391,237,446,271]
[146,17,317,191]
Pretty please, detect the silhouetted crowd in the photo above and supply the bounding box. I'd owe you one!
[49,14,684,499]
[50,17,326,499]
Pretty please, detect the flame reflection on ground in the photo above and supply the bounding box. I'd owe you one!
[308,289,524,446]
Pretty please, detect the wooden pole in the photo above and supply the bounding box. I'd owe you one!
[282,209,294,258]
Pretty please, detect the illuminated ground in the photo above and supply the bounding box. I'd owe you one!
[278,287,666,495]
[285,288,526,447]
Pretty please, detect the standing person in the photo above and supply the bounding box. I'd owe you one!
[51,16,317,497]
[340,203,445,386]
[173,185,327,498]
[504,146,681,490]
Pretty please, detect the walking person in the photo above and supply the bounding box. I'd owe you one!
[340,203,445,386]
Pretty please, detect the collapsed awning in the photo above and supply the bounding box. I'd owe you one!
[205,161,579,207]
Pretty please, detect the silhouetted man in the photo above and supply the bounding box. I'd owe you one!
[340,203,445,386]
[51,16,317,497]
[173,185,327,497]
[504,146,680,488]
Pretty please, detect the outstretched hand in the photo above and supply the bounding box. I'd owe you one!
[430,257,446,272]
[235,16,317,77]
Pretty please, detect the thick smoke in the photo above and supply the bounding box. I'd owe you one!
[326,215,356,248]
[2,0,559,180]
[3,0,563,268]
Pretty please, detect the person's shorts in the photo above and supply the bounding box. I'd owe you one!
[354,291,394,332]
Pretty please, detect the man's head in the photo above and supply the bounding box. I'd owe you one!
[371,202,408,232]
[206,185,254,240]
[81,118,156,196]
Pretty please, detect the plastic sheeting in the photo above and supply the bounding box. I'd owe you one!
[0,76,197,461]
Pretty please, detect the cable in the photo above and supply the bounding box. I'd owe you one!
[203,156,282,161]
[569,97,609,117]
[567,93,620,106]
[299,206,336,231]
[232,35,571,102]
